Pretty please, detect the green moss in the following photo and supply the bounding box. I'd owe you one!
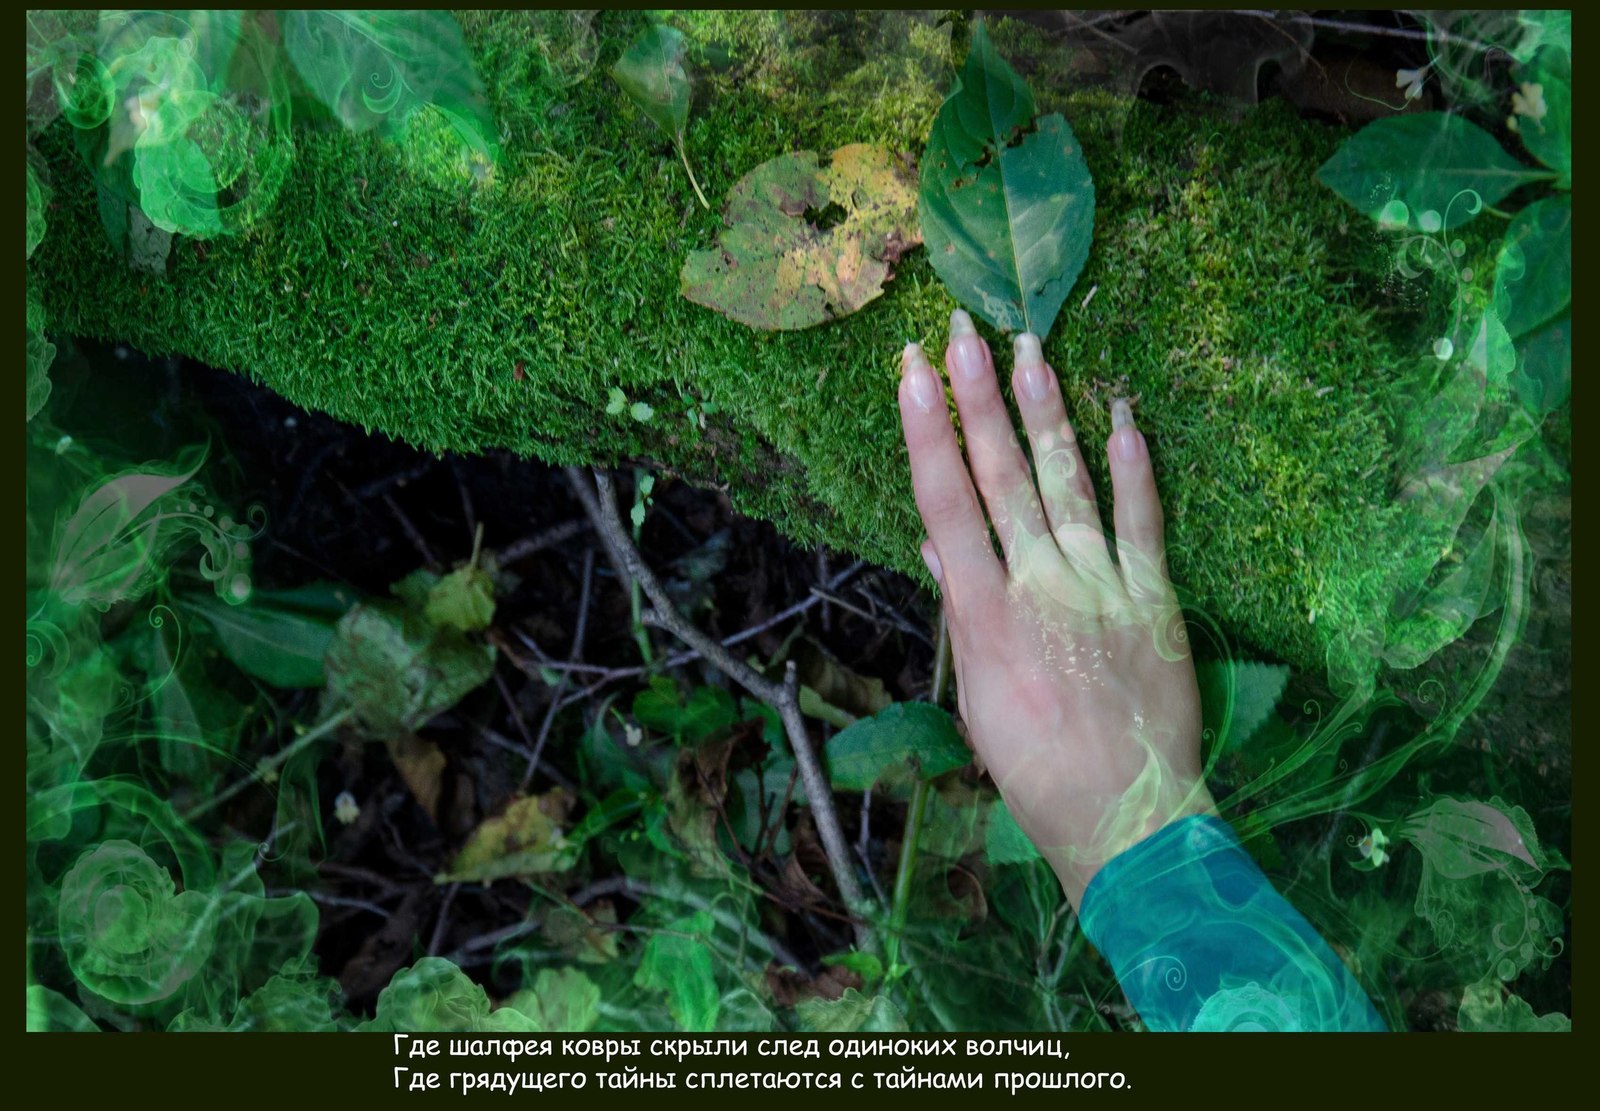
[32,11,1428,673]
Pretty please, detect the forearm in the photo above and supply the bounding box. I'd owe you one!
[1077,813,1388,1032]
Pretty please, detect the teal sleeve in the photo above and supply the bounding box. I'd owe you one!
[1077,814,1388,1032]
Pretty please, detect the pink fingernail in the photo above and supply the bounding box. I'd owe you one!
[903,342,942,412]
[1014,333,1050,402]
[1112,428,1146,463]
[949,310,986,381]
[921,541,943,583]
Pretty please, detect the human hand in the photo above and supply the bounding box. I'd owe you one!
[898,310,1215,907]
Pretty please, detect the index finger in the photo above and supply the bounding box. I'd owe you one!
[898,341,1006,610]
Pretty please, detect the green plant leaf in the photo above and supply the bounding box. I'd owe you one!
[1195,659,1290,751]
[1516,46,1570,185]
[502,968,601,1033]
[918,21,1094,339]
[632,677,737,745]
[184,586,353,689]
[681,144,921,330]
[610,24,690,141]
[322,598,494,737]
[794,987,907,1032]
[1511,312,1570,415]
[1493,195,1570,339]
[423,564,496,632]
[1316,112,1543,231]
[634,910,719,1031]
[985,797,1041,865]
[825,701,971,793]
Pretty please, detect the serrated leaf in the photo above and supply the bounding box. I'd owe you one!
[985,797,1041,865]
[825,701,971,793]
[440,790,576,883]
[1493,195,1570,338]
[795,987,907,1032]
[918,21,1094,339]
[681,144,921,330]
[424,564,496,632]
[1316,112,1543,231]
[1195,659,1290,751]
[610,24,690,140]
[1516,46,1569,185]
[634,910,719,1031]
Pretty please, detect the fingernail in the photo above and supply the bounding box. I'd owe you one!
[1110,399,1144,462]
[902,342,942,412]
[1014,333,1050,402]
[949,309,985,380]
[920,540,943,583]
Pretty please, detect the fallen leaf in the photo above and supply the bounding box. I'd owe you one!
[681,143,920,330]
[386,732,446,823]
[439,790,576,883]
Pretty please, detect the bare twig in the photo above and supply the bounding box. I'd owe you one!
[518,547,595,791]
[428,883,460,956]
[496,518,589,565]
[574,467,874,949]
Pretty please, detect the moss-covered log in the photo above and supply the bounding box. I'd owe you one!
[32,11,1425,674]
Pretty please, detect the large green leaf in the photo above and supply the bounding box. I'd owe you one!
[918,21,1095,339]
[825,701,971,793]
[184,584,355,689]
[1316,112,1544,231]
[984,797,1041,865]
[503,968,601,1033]
[632,676,737,745]
[1493,195,1570,338]
[1516,46,1570,186]
[610,24,690,142]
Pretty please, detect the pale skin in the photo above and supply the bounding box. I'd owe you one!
[898,310,1216,909]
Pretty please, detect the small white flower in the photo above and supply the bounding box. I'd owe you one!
[1511,81,1548,122]
[1395,66,1425,89]
[334,790,360,825]
[624,722,644,747]
[1405,79,1424,101]
[1433,336,1455,361]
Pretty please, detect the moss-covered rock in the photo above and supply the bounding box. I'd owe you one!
[31,11,1425,674]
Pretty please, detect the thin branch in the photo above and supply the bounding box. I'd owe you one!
[518,547,595,790]
[576,466,874,949]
